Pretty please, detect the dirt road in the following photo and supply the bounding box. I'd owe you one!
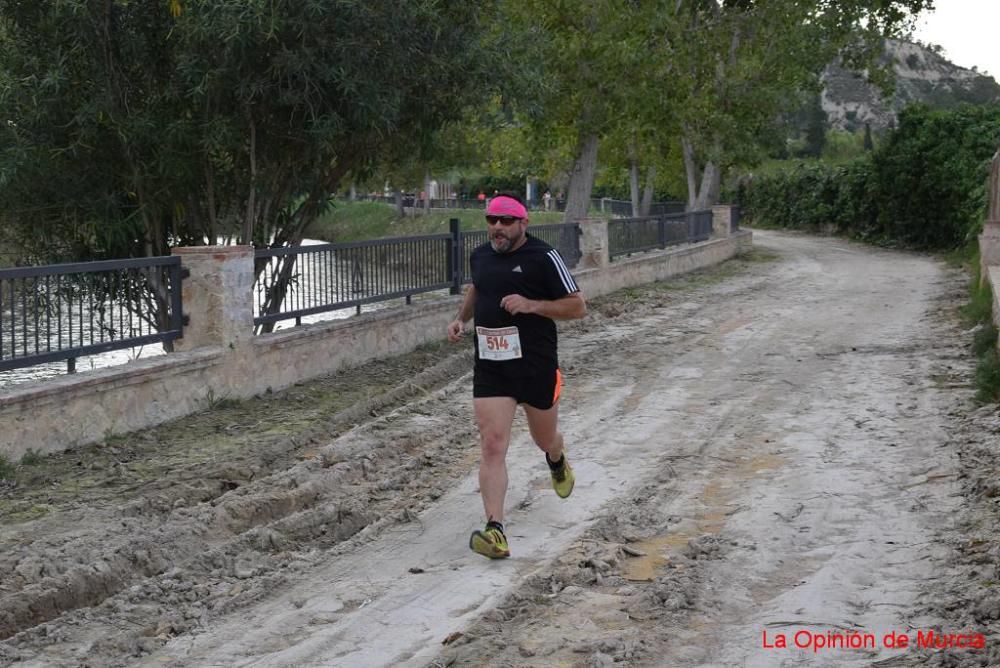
[2,230,997,667]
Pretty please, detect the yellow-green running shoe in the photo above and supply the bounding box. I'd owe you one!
[549,454,575,498]
[469,524,510,559]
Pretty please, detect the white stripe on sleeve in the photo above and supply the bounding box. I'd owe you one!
[547,250,578,294]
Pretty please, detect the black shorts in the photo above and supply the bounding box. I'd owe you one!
[473,366,563,410]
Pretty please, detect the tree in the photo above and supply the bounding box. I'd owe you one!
[803,95,829,158]
[672,0,934,210]
[494,0,652,222]
[1,0,501,331]
[0,1,498,251]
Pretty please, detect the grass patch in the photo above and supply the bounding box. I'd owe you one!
[0,455,15,480]
[20,449,43,466]
[961,256,995,327]
[942,241,978,269]
[972,324,999,357]
[5,503,52,523]
[957,247,1000,403]
[306,200,568,243]
[738,248,781,263]
[975,350,1000,403]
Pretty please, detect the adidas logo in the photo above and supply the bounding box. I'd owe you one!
[512,265,523,273]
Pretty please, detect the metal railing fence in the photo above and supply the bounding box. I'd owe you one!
[254,235,453,328]
[352,194,684,217]
[608,210,715,260]
[594,199,686,217]
[3,207,736,371]
[254,221,584,329]
[0,257,184,372]
[459,223,581,286]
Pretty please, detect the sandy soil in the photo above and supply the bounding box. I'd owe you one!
[1,230,997,667]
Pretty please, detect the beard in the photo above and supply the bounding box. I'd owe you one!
[490,228,524,253]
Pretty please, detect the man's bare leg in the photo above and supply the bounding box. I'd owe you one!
[523,401,564,462]
[474,397,518,522]
[525,401,574,498]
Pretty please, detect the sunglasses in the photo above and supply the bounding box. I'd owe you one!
[486,216,522,226]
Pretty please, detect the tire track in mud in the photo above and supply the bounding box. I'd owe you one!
[0,349,480,661]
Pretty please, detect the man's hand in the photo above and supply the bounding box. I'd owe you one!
[500,294,537,315]
[447,319,465,342]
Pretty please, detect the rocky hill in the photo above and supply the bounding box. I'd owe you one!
[822,39,1000,132]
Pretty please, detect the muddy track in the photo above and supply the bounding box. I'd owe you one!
[0,249,763,666]
[3,231,996,667]
[0,347,478,657]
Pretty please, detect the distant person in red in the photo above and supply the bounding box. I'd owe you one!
[477,191,486,201]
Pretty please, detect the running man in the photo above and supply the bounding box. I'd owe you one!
[446,193,587,559]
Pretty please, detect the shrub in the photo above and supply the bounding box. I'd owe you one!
[975,350,1000,403]
[742,104,1000,250]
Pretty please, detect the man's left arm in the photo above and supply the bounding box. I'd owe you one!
[500,292,587,320]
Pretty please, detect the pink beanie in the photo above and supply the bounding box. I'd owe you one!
[486,195,528,220]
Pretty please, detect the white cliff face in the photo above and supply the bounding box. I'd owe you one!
[821,39,1000,132]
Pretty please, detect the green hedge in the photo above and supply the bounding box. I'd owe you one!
[742,104,1000,250]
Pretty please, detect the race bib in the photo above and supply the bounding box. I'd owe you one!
[476,326,523,361]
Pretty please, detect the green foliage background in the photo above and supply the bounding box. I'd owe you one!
[741,105,1000,250]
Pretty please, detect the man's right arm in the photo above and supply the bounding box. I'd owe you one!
[447,285,477,342]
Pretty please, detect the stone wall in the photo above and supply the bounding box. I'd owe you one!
[981,215,1000,343]
[989,265,1000,340]
[0,214,750,460]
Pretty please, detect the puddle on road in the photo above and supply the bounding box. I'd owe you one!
[718,316,753,335]
[624,533,689,581]
[624,448,785,582]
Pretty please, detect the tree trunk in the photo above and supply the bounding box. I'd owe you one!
[394,189,405,218]
[640,165,656,217]
[695,162,721,210]
[242,115,257,245]
[349,182,357,201]
[629,156,641,217]
[563,133,599,222]
[203,160,218,244]
[423,170,431,215]
[681,135,699,211]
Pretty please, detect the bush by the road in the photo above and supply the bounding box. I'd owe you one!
[742,104,1000,250]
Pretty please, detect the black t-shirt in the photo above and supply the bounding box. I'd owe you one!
[470,233,579,377]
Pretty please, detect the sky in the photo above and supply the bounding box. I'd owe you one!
[912,0,1000,80]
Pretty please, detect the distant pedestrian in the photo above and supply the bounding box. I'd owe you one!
[542,190,552,211]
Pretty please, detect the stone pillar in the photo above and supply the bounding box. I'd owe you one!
[991,266,1000,346]
[982,221,1000,274]
[170,246,254,352]
[982,147,1000,282]
[712,205,737,238]
[577,218,609,269]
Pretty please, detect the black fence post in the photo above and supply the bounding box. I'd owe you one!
[448,218,461,295]
[657,216,667,250]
